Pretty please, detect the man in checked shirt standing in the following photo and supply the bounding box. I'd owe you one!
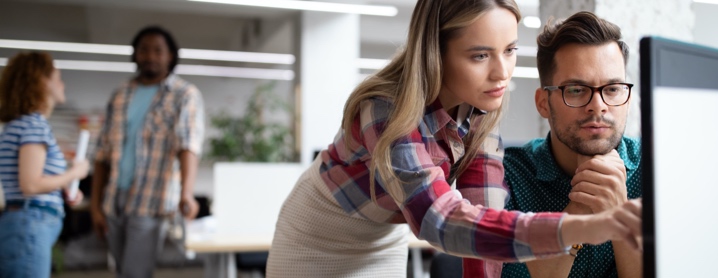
[90,26,204,278]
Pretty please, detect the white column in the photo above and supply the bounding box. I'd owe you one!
[538,0,695,137]
[300,12,360,165]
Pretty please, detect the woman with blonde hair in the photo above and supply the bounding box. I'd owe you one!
[0,52,89,277]
[266,0,642,277]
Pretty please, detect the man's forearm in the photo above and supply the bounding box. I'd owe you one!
[91,161,109,210]
[613,241,642,278]
[179,150,198,197]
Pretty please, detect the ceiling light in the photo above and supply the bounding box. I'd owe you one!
[0,39,295,65]
[694,0,718,4]
[522,16,542,29]
[0,39,130,55]
[188,0,398,16]
[0,58,294,80]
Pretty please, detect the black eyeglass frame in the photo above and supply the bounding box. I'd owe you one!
[543,82,634,108]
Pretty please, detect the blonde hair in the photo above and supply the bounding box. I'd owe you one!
[341,0,521,201]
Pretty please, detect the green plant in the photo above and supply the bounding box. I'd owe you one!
[208,81,296,162]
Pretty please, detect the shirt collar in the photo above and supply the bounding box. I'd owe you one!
[535,133,636,181]
[423,99,475,136]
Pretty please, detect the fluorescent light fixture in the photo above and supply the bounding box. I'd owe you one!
[694,0,718,4]
[0,58,294,80]
[176,64,294,80]
[0,39,295,65]
[512,66,539,79]
[0,39,130,55]
[180,48,294,64]
[188,0,398,16]
[522,16,542,29]
[55,60,135,73]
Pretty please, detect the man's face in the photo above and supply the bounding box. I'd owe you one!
[135,34,172,79]
[536,42,630,156]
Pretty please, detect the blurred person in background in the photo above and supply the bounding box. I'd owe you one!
[90,25,204,278]
[0,51,90,277]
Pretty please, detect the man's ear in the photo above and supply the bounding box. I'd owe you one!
[535,87,550,119]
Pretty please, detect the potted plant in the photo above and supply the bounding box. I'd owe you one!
[207,81,296,162]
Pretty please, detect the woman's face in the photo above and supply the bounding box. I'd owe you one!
[439,7,518,113]
[46,68,65,105]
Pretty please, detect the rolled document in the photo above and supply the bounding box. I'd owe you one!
[68,130,90,200]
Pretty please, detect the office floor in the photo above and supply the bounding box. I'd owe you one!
[51,257,432,278]
[52,267,266,278]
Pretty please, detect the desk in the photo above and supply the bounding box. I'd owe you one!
[186,233,433,278]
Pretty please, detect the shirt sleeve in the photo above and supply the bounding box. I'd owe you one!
[358,99,567,262]
[454,119,513,275]
[455,119,508,210]
[18,119,52,147]
[176,85,205,156]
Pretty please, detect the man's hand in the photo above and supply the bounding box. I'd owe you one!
[564,200,593,215]
[570,150,628,213]
[179,194,199,220]
[90,205,108,241]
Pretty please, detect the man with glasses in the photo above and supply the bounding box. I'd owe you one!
[495,11,642,278]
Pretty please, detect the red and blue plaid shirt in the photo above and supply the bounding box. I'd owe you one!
[319,97,567,276]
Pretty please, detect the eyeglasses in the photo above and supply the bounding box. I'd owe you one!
[543,83,633,107]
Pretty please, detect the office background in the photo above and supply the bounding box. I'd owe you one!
[0,0,716,276]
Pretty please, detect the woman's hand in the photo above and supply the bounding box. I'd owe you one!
[561,198,642,250]
[63,188,84,206]
[68,159,90,181]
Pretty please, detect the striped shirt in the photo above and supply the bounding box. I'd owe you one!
[0,113,67,213]
[318,97,567,266]
[95,74,204,217]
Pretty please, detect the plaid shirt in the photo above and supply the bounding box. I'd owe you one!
[319,97,566,269]
[95,74,204,217]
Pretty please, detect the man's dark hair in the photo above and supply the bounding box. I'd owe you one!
[536,11,629,87]
[131,25,179,72]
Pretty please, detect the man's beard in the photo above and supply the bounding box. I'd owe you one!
[549,105,623,156]
[140,69,161,80]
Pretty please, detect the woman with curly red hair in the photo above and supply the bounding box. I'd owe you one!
[0,51,89,277]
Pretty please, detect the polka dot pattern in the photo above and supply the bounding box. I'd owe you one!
[501,136,642,278]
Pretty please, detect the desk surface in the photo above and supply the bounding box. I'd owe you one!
[186,233,434,253]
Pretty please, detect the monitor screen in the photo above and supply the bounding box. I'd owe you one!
[640,37,718,278]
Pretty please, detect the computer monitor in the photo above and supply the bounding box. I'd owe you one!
[640,36,718,278]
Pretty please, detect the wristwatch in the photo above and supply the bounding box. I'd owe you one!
[569,244,583,257]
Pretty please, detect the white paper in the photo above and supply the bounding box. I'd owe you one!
[68,130,90,200]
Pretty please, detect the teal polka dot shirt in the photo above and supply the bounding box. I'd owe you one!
[501,135,642,278]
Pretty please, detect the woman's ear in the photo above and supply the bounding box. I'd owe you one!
[535,87,550,119]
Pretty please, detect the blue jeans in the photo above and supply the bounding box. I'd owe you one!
[0,206,63,278]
